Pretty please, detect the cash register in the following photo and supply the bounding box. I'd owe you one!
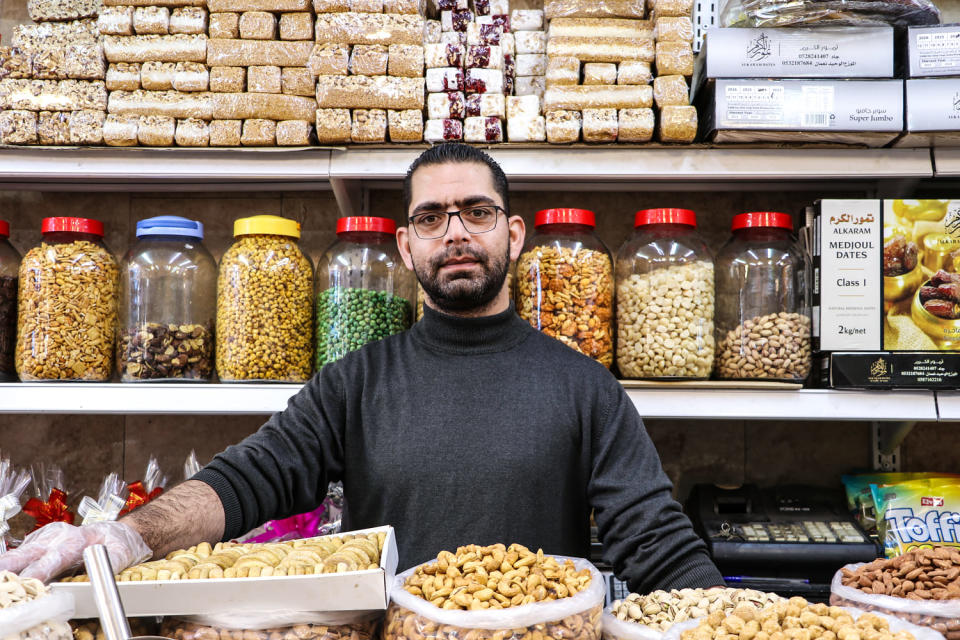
[685,484,880,601]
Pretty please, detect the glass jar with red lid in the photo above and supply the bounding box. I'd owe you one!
[615,208,715,379]
[15,217,119,381]
[515,208,614,368]
[0,221,19,381]
[715,211,811,382]
[315,216,415,368]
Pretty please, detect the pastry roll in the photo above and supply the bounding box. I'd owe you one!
[509,9,542,30]
[209,12,239,38]
[133,6,170,35]
[618,107,653,142]
[658,104,696,143]
[239,11,277,39]
[466,45,503,70]
[388,44,424,78]
[426,67,463,92]
[173,61,209,91]
[210,66,245,92]
[464,68,502,94]
[653,74,688,107]
[515,53,546,76]
[506,95,539,120]
[212,92,316,119]
[37,111,70,145]
[70,109,106,145]
[428,91,464,119]
[655,41,693,76]
[209,118,241,145]
[103,113,138,145]
[547,35,654,63]
[175,117,209,145]
[349,44,388,76]
[544,84,651,110]
[388,108,422,142]
[546,56,579,87]
[170,7,208,34]
[247,65,281,93]
[279,13,313,40]
[467,23,501,46]
[654,16,693,42]
[425,43,463,68]
[507,115,545,142]
[102,34,207,63]
[617,60,651,85]
[140,61,176,90]
[314,13,424,45]
[424,117,462,142]
[548,17,651,38]
[207,39,312,66]
[137,114,176,146]
[276,119,311,145]
[582,108,617,142]
[281,67,314,96]
[315,74,425,109]
[514,76,545,98]
[464,92,504,117]
[308,43,349,76]
[98,7,134,35]
[583,62,616,85]
[514,31,546,54]
[464,115,502,142]
[241,118,276,145]
[314,108,350,143]
[351,108,386,143]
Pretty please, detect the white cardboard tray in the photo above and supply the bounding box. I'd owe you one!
[52,525,398,618]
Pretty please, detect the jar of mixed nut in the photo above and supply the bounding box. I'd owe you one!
[15,217,119,381]
[715,212,811,382]
[516,209,614,368]
[0,221,20,382]
[217,215,314,382]
[119,216,217,382]
[315,216,414,368]
[616,209,715,379]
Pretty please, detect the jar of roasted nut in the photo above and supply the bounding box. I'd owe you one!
[616,209,714,379]
[0,221,20,382]
[715,212,811,382]
[516,209,614,368]
[119,216,217,382]
[15,217,119,381]
[217,215,314,382]
[315,216,414,368]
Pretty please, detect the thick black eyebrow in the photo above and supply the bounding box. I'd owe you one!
[410,195,498,218]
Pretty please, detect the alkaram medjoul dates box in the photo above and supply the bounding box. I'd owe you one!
[814,199,960,388]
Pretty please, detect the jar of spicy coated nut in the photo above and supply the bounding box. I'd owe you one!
[16,217,119,381]
[315,216,415,368]
[119,216,217,382]
[516,209,614,368]
[715,212,811,382]
[0,221,19,382]
[615,209,714,379]
[217,215,314,383]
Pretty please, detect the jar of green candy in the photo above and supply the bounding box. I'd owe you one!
[315,216,415,367]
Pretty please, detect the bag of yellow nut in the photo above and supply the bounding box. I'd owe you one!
[159,611,381,640]
[384,543,605,640]
[659,596,945,640]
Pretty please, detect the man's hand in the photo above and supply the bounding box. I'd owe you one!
[0,521,152,583]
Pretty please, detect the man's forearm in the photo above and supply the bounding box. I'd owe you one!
[120,480,225,559]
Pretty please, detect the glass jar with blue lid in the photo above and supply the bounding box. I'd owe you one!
[118,216,217,382]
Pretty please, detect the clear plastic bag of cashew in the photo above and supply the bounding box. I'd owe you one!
[385,557,605,640]
[160,610,381,639]
[602,607,664,640]
[832,563,960,640]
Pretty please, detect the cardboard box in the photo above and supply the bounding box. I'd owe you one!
[897,78,960,148]
[814,200,960,379]
[824,351,960,389]
[697,27,894,81]
[699,79,904,147]
[908,25,960,78]
[53,525,398,618]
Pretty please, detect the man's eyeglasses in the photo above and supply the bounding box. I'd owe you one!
[408,205,505,240]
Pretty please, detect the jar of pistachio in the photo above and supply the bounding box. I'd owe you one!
[216,215,314,382]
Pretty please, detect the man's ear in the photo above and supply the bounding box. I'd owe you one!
[396,226,416,271]
[508,215,525,262]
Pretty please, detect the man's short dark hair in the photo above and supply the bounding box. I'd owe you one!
[402,143,510,216]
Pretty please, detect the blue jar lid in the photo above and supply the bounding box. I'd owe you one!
[136,216,204,239]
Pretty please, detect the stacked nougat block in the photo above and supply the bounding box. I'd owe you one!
[311,0,426,143]
[650,0,696,142]
[543,8,656,143]
[99,0,211,145]
[206,0,318,145]
[0,0,107,145]
[424,0,511,143]
[504,8,545,142]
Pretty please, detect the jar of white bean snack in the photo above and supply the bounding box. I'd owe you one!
[715,212,811,382]
[615,208,715,379]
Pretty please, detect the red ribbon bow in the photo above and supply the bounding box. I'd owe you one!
[118,481,163,516]
[23,488,75,531]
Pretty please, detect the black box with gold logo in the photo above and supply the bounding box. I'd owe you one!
[825,351,960,388]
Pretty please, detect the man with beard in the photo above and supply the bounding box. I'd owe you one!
[0,144,722,593]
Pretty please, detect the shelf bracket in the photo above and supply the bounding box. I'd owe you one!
[330,177,368,217]
[871,421,915,471]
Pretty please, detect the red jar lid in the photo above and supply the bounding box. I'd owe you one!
[0,221,8,237]
[635,208,696,228]
[534,208,596,228]
[336,216,397,235]
[41,217,104,236]
[732,211,793,231]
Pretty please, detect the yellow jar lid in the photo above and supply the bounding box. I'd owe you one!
[234,215,301,238]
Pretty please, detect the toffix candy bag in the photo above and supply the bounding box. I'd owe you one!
[843,473,948,534]
[873,479,960,557]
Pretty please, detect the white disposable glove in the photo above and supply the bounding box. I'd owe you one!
[0,521,152,583]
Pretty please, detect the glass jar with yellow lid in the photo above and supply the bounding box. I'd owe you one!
[216,214,314,382]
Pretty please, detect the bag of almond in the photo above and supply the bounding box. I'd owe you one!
[831,549,960,640]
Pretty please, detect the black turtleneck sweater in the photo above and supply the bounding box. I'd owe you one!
[195,304,722,592]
